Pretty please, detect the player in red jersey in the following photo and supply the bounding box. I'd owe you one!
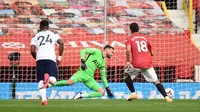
[124,23,172,102]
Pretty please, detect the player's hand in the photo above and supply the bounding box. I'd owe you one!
[124,62,131,69]
[106,87,114,98]
[56,59,61,65]
[57,56,62,65]
[81,59,87,70]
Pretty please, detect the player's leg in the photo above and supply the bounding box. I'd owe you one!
[142,67,172,102]
[124,73,135,94]
[36,60,48,105]
[44,60,58,87]
[54,71,81,86]
[73,79,104,99]
[54,79,75,86]
[154,80,172,102]
[124,65,140,101]
[83,80,104,98]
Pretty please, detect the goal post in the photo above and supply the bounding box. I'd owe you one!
[183,0,194,33]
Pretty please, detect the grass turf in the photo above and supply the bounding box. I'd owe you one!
[0,100,200,112]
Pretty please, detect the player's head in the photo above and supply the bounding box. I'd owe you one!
[40,20,49,30]
[103,45,114,58]
[130,22,139,33]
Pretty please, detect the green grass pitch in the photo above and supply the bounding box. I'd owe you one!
[0,100,200,112]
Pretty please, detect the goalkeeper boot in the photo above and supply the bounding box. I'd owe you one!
[42,100,48,106]
[43,73,50,88]
[127,93,137,101]
[73,92,83,99]
[165,97,173,102]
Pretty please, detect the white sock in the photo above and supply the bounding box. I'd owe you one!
[131,92,136,95]
[38,81,47,102]
[165,96,169,99]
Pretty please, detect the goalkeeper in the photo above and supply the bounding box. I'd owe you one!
[54,45,114,99]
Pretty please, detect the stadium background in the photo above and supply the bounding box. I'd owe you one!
[0,0,200,100]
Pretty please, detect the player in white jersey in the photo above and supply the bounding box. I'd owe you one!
[30,20,64,106]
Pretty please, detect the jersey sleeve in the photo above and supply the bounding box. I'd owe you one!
[100,65,109,87]
[80,48,97,60]
[55,34,61,41]
[125,38,131,46]
[30,37,36,46]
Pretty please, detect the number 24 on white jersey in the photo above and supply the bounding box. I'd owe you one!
[37,34,52,46]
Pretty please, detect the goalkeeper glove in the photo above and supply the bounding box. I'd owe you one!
[106,87,114,98]
[81,59,87,70]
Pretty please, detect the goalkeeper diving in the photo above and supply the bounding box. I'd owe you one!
[53,45,114,99]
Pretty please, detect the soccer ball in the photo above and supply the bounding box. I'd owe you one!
[165,88,174,99]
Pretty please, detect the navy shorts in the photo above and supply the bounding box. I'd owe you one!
[36,60,58,81]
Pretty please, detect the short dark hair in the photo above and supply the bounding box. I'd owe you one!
[104,45,114,50]
[130,22,139,33]
[40,20,49,27]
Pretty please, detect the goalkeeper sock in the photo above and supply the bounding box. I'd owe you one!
[125,75,135,93]
[54,80,67,86]
[156,83,167,97]
[82,92,103,98]
[38,81,47,101]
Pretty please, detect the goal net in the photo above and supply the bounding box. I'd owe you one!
[0,0,200,100]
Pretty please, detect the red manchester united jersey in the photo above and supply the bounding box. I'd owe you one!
[125,33,152,68]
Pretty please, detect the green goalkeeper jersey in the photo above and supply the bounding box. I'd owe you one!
[80,48,108,87]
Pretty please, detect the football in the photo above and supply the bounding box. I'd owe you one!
[165,88,174,99]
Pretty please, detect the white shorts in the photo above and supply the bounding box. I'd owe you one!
[125,65,158,82]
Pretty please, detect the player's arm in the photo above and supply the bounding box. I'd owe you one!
[100,66,114,98]
[80,48,96,70]
[30,38,36,59]
[149,50,154,56]
[100,67,109,87]
[80,48,96,60]
[148,41,154,56]
[126,43,131,64]
[55,34,64,64]
[57,38,64,63]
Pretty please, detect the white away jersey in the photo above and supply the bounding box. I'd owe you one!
[31,30,61,62]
